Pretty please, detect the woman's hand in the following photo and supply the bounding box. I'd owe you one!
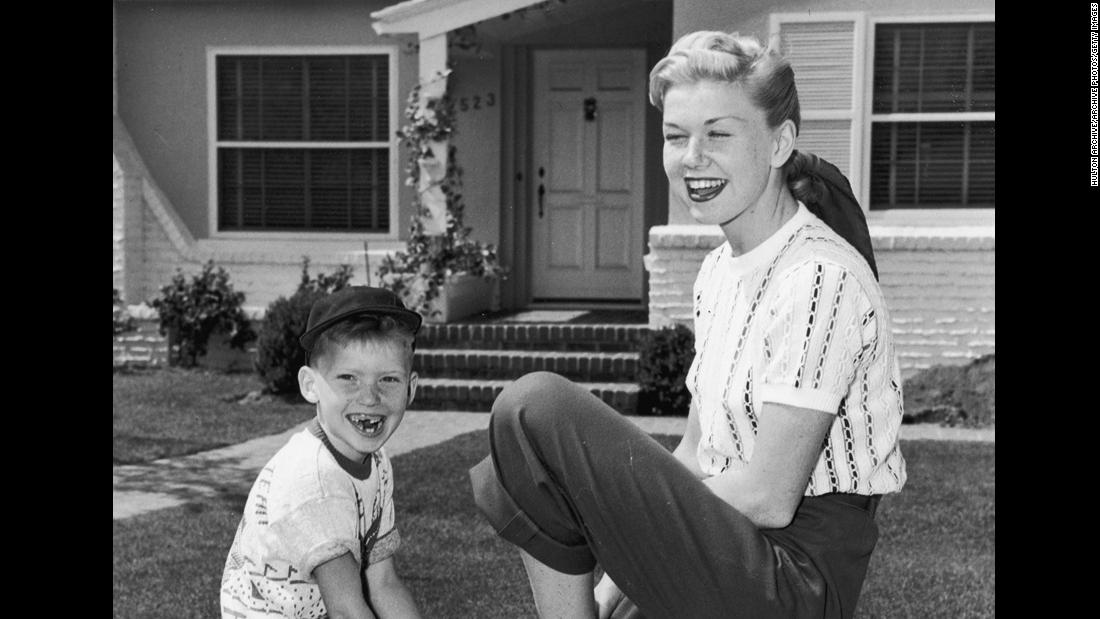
[594,573,625,619]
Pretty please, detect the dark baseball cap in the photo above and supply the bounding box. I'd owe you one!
[299,286,423,352]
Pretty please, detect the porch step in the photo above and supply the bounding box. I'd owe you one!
[414,349,638,382]
[416,322,649,352]
[414,378,639,415]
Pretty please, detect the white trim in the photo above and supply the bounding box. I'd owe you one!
[869,112,996,123]
[372,0,544,38]
[769,11,866,29]
[867,13,995,24]
[850,15,866,199]
[216,141,393,149]
[205,45,400,241]
[860,16,996,211]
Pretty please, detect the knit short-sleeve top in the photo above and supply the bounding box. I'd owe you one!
[687,203,906,496]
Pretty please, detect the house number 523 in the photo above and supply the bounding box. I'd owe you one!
[458,93,496,111]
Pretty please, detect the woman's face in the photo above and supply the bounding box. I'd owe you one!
[661,80,780,227]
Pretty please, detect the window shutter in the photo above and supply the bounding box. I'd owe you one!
[776,19,861,182]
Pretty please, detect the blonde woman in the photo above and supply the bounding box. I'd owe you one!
[470,31,905,619]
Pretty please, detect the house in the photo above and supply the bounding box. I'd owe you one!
[113,0,994,378]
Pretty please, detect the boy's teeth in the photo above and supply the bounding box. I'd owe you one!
[348,414,384,433]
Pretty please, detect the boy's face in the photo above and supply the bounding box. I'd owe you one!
[298,339,418,462]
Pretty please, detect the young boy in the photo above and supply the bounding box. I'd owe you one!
[221,286,424,619]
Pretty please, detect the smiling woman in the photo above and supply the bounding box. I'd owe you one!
[469,31,905,619]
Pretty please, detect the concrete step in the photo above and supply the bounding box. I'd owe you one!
[414,377,639,414]
[415,349,638,382]
[416,322,649,352]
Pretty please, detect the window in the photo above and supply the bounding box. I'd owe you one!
[869,23,994,209]
[213,52,393,233]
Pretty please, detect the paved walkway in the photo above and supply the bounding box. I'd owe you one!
[113,412,993,521]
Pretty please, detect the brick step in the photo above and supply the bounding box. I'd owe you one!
[416,322,650,352]
[415,349,638,382]
[414,378,639,414]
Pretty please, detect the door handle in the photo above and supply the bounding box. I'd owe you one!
[537,166,546,218]
[584,97,597,121]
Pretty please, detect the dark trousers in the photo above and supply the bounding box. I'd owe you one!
[469,372,880,619]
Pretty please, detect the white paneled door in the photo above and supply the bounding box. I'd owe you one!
[530,49,646,301]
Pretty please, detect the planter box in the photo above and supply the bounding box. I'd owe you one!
[422,274,498,323]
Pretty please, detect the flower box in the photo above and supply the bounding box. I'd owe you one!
[421,273,497,323]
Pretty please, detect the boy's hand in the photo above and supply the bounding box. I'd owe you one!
[315,552,377,619]
[365,556,422,619]
[594,573,625,619]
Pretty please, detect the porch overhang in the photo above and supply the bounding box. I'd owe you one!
[371,0,546,38]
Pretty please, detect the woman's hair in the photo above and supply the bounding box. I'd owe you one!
[648,31,824,204]
[308,314,417,369]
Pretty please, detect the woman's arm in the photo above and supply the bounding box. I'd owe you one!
[671,400,706,479]
[703,401,833,529]
[365,556,422,619]
[315,552,377,619]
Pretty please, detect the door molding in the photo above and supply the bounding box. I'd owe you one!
[527,47,647,303]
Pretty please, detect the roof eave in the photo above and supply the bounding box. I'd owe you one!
[371,0,546,37]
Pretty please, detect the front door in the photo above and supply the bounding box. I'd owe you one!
[530,49,647,302]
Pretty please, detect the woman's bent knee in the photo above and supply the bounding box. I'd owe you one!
[492,371,574,421]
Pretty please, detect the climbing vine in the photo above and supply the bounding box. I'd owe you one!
[376,78,506,317]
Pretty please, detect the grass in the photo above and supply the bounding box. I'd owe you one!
[113,432,994,618]
[113,367,314,464]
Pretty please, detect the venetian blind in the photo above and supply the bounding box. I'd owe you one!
[215,55,391,232]
[869,23,995,209]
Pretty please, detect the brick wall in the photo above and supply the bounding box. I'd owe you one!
[644,225,995,379]
[113,315,261,371]
[113,157,125,294]
[113,319,170,369]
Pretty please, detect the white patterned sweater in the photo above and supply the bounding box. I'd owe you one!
[687,203,906,496]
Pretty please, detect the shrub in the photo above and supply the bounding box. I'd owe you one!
[636,324,696,416]
[149,261,256,368]
[254,259,355,394]
[113,288,135,335]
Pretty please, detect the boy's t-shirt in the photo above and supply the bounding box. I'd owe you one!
[220,419,400,619]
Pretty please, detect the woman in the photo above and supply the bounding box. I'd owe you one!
[469,31,906,619]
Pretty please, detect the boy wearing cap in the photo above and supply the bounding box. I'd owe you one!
[221,286,424,619]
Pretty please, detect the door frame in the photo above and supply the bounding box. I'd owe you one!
[501,45,650,310]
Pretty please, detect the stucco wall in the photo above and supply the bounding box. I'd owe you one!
[115,0,416,240]
[447,45,503,248]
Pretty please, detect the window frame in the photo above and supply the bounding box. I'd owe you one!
[861,14,995,218]
[206,45,400,240]
[769,11,994,223]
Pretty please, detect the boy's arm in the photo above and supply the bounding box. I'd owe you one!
[314,552,377,619]
[365,556,422,619]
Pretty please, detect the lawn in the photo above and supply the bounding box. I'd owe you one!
[113,432,994,618]
[113,367,314,464]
